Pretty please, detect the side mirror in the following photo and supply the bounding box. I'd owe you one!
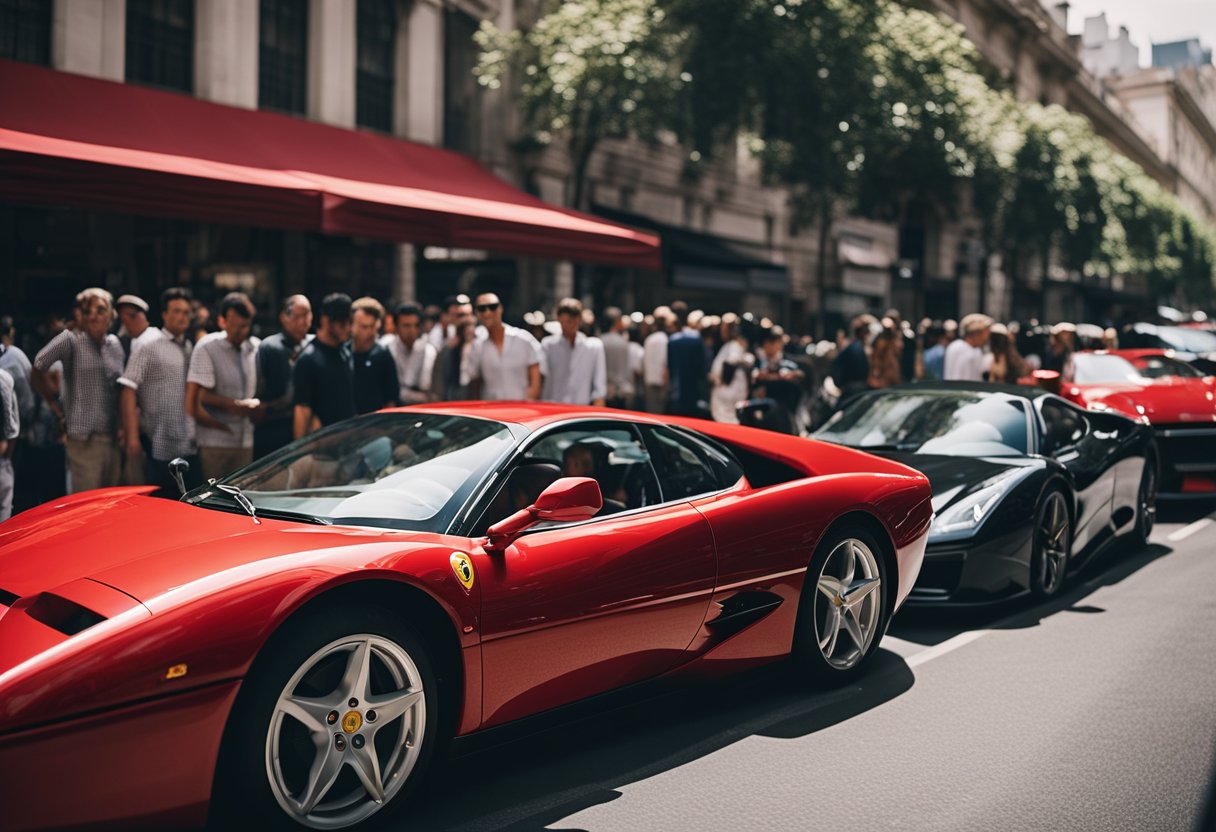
[169,457,190,497]
[1032,369,1061,395]
[485,477,603,552]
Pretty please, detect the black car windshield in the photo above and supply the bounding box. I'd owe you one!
[1072,353,1144,384]
[1131,354,1204,379]
[1155,326,1216,354]
[815,390,1029,456]
[189,413,515,531]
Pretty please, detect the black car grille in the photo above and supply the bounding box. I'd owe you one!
[1154,424,1216,493]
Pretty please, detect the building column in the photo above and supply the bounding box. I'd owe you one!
[554,261,575,301]
[195,0,259,108]
[403,0,444,144]
[53,0,125,81]
[308,0,356,127]
[393,244,417,304]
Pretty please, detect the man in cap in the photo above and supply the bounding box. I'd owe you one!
[119,288,201,497]
[115,294,154,365]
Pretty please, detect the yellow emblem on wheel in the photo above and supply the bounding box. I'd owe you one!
[450,552,475,590]
[342,711,362,734]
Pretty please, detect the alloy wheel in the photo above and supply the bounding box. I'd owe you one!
[814,538,883,670]
[265,634,426,829]
[1036,491,1070,595]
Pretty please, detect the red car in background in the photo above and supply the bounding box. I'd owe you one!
[1063,350,1216,498]
[0,403,931,831]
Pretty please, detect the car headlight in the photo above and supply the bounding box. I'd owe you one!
[930,469,1028,538]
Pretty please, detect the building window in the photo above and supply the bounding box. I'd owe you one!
[444,8,482,155]
[0,0,51,66]
[356,0,397,132]
[259,0,308,115]
[126,0,195,93]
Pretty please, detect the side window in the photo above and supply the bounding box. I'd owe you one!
[471,423,660,534]
[1040,401,1086,453]
[642,426,734,500]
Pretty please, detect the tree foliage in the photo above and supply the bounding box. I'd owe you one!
[476,0,1216,304]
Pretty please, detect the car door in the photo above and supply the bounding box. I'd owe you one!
[1039,397,1116,553]
[472,421,717,727]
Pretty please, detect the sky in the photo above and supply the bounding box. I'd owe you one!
[1055,0,1216,66]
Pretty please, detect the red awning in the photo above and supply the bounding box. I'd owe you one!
[0,59,660,269]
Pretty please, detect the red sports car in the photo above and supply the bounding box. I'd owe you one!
[0,403,931,831]
[1064,350,1216,497]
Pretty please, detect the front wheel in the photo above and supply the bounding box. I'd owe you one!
[1030,489,1071,600]
[213,606,440,830]
[1130,454,1157,547]
[792,526,889,685]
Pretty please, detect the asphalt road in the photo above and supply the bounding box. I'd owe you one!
[409,504,1216,832]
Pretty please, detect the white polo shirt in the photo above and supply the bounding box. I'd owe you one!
[468,325,541,400]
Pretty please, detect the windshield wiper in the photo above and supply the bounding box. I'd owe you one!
[192,486,331,526]
[215,483,260,525]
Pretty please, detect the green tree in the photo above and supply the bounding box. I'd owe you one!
[474,0,689,210]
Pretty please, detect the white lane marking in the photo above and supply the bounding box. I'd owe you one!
[1167,517,1213,542]
[905,630,989,668]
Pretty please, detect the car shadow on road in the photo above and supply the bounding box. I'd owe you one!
[890,540,1175,645]
[407,650,914,831]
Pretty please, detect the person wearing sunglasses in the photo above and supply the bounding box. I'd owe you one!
[468,293,542,401]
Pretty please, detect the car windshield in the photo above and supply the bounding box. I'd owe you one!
[1130,355,1204,379]
[187,412,515,532]
[814,390,1029,456]
[1155,326,1216,353]
[1072,353,1144,384]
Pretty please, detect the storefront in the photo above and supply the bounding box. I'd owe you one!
[0,58,659,333]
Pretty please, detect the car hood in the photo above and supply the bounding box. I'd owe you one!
[1071,378,1216,424]
[0,488,447,605]
[866,451,1035,515]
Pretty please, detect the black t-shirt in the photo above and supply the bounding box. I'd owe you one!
[293,340,356,426]
[353,343,399,414]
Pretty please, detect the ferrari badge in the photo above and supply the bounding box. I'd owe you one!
[450,553,475,590]
[342,711,363,734]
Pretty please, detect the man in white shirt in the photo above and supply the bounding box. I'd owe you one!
[541,298,607,406]
[382,302,437,404]
[468,293,542,401]
[943,313,993,381]
[600,307,633,408]
[642,305,673,413]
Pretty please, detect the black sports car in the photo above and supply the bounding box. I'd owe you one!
[813,383,1157,605]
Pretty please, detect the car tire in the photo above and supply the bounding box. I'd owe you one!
[211,604,441,831]
[1030,488,1071,600]
[1130,452,1157,548]
[792,524,890,686]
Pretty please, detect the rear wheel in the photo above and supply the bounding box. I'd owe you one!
[1030,489,1071,599]
[213,606,440,830]
[793,525,889,685]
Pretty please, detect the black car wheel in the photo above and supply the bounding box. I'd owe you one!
[1131,454,1157,547]
[212,604,441,830]
[1030,489,1071,599]
[793,524,889,686]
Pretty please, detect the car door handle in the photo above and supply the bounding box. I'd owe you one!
[1092,430,1116,440]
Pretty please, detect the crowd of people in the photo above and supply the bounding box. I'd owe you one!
[0,284,1115,520]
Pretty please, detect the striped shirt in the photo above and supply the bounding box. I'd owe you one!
[33,329,124,438]
[118,328,196,460]
[187,331,260,449]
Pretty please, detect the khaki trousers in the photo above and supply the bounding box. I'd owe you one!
[199,446,253,482]
[65,434,121,494]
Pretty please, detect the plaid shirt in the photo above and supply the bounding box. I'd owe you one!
[33,329,124,438]
[118,328,196,460]
[0,369,18,441]
[187,331,260,449]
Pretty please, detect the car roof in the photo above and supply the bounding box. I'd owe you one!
[883,381,1051,401]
